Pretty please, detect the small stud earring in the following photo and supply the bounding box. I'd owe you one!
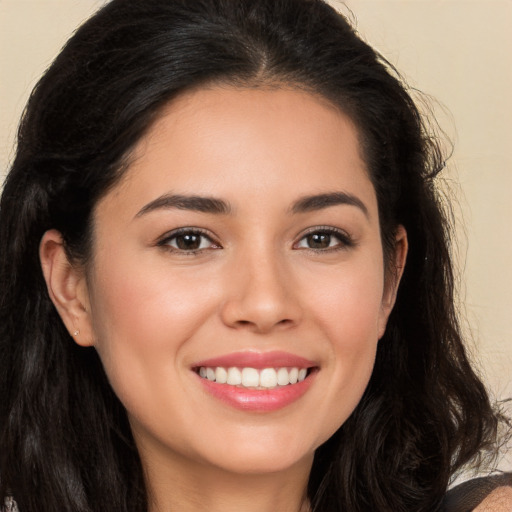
[73,330,79,336]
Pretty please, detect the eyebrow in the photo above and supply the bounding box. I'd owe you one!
[135,194,231,217]
[135,191,368,218]
[291,192,369,217]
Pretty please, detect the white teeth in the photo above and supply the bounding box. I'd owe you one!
[260,368,278,388]
[198,366,310,388]
[276,367,290,386]
[242,367,259,387]
[227,367,242,385]
[215,366,227,384]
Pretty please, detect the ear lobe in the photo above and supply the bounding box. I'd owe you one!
[39,229,94,347]
[378,225,408,339]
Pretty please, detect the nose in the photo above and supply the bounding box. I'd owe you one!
[220,248,303,334]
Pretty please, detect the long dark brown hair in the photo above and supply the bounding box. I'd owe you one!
[0,1,502,510]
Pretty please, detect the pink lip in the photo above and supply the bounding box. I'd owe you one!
[193,350,316,370]
[197,374,315,412]
[192,351,318,412]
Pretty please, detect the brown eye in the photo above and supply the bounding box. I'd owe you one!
[175,233,202,250]
[295,228,353,251]
[306,233,332,249]
[160,229,218,253]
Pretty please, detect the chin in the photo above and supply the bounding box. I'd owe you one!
[213,450,313,476]
[196,431,317,476]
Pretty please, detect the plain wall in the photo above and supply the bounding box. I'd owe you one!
[1,0,511,412]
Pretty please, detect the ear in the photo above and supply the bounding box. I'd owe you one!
[378,225,408,339]
[39,229,95,347]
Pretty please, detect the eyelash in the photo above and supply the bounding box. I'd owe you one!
[157,228,220,255]
[294,226,355,252]
[157,226,354,255]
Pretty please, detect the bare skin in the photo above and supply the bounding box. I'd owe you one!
[40,87,407,512]
[474,486,512,511]
[140,445,312,512]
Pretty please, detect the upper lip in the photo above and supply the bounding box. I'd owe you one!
[193,350,317,370]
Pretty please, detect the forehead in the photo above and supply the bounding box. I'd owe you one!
[99,86,376,218]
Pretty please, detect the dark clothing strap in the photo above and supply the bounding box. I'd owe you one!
[443,473,512,511]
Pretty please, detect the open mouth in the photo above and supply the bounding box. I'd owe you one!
[194,366,315,389]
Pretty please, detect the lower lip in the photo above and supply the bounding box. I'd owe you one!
[196,372,315,412]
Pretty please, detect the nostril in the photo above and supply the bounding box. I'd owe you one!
[234,318,294,330]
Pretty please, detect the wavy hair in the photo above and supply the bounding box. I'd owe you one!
[0,0,501,510]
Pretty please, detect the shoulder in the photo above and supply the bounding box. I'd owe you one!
[473,486,512,511]
[443,473,512,512]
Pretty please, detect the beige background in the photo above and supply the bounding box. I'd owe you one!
[1,1,511,404]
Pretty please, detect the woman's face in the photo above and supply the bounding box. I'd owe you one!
[75,87,405,476]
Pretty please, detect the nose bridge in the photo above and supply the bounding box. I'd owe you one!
[220,237,301,332]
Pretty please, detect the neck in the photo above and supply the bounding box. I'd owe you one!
[141,446,313,512]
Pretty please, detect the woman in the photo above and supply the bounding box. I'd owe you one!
[0,0,509,510]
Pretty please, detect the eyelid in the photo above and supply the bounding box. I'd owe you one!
[155,225,353,253]
[156,227,221,252]
[293,225,355,250]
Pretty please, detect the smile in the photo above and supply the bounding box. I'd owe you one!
[197,366,309,389]
[192,351,317,411]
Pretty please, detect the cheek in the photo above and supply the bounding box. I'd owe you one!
[302,256,384,432]
[85,254,218,404]
[89,250,217,345]
[307,254,385,344]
